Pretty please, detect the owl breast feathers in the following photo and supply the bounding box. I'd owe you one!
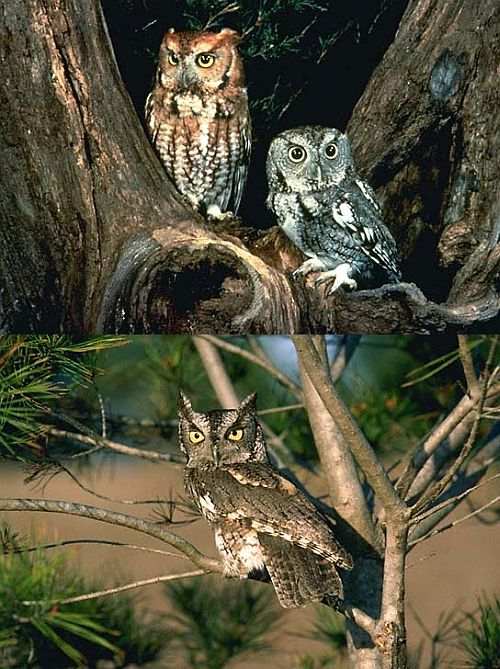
[178,392,353,608]
[266,126,401,292]
[145,27,251,219]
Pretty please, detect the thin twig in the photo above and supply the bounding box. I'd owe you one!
[257,404,304,416]
[3,538,188,560]
[410,472,500,526]
[48,427,184,464]
[46,461,167,505]
[23,570,205,606]
[409,495,500,547]
[411,340,497,515]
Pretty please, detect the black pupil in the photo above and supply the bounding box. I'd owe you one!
[291,147,304,161]
[326,144,337,158]
[170,53,178,63]
[200,54,211,64]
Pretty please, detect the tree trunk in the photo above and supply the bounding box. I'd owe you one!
[348,0,500,310]
[1,0,498,334]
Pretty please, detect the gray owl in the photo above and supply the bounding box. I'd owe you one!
[266,126,401,292]
[178,391,353,608]
[145,28,251,219]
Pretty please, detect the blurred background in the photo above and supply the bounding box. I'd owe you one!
[0,335,498,668]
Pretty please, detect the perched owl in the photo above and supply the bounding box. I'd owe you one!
[266,126,401,292]
[145,27,251,219]
[178,391,353,608]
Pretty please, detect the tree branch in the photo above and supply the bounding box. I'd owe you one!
[298,337,380,551]
[200,335,303,400]
[193,336,240,407]
[458,335,480,396]
[3,537,187,561]
[23,570,205,606]
[0,498,221,572]
[409,495,500,548]
[293,336,404,514]
[48,427,184,464]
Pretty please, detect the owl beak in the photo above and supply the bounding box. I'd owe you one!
[316,165,323,187]
[179,66,198,90]
[211,438,220,466]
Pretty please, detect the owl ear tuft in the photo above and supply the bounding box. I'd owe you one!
[178,391,194,417]
[238,392,257,413]
[218,28,241,44]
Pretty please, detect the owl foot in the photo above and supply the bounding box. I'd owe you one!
[315,263,358,294]
[292,258,327,279]
[206,204,235,221]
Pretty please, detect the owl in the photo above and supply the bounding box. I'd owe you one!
[145,27,251,219]
[266,126,401,292]
[178,391,353,608]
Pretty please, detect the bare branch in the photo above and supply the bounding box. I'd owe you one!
[3,537,188,560]
[293,336,404,514]
[32,461,166,506]
[298,337,379,551]
[458,335,480,395]
[411,340,497,515]
[409,495,500,548]
[396,381,500,500]
[258,403,304,415]
[0,498,222,572]
[200,335,303,400]
[23,570,205,606]
[48,427,184,464]
[410,472,500,527]
[193,336,239,407]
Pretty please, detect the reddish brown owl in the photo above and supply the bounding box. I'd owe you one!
[145,28,251,218]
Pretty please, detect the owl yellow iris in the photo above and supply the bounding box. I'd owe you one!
[189,430,205,444]
[196,53,216,68]
[228,428,244,441]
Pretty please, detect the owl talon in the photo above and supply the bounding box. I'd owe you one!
[206,205,235,221]
[315,263,358,294]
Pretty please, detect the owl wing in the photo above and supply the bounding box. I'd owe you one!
[327,180,401,280]
[227,116,252,214]
[258,534,344,608]
[204,463,353,570]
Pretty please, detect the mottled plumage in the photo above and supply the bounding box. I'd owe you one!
[266,126,401,292]
[178,391,353,608]
[145,28,251,218]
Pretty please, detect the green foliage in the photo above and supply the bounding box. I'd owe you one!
[0,336,127,461]
[459,596,500,669]
[295,655,337,669]
[164,576,278,668]
[0,527,164,668]
[309,606,347,651]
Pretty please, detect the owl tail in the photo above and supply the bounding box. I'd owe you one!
[258,534,344,609]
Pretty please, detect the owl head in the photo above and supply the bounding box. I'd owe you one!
[177,391,268,467]
[157,27,245,93]
[266,126,353,195]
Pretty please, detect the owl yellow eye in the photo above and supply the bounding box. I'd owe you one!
[288,145,307,163]
[189,430,205,444]
[325,143,338,159]
[167,52,179,66]
[195,53,216,68]
[227,428,244,441]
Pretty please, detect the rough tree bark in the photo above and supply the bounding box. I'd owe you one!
[0,0,498,334]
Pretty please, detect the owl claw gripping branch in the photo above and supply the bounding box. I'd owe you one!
[146,27,251,219]
[267,126,401,292]
[178,391,353,609]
